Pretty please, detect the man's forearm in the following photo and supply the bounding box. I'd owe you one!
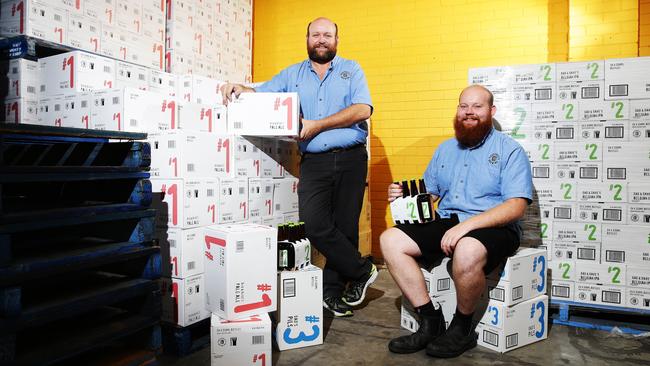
[315,104,372,130]
[460,198,528,232]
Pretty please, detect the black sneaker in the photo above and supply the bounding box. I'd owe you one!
[425,321,477,358]
[342,263,378,306]
[323,295,353,317]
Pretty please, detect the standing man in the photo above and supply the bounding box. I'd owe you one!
[221,17,376,317]
[381,85,533,358]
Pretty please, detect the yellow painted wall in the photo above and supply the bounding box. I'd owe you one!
[641,0,650,55]
[252,0,643,259]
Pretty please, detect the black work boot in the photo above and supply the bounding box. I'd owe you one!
[425,316,477,358]
[388,313,446,354]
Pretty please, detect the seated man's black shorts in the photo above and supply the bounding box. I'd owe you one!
[395,213,520,274]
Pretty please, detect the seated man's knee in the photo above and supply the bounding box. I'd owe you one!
[452,238,487,277]
[380,228,401,257]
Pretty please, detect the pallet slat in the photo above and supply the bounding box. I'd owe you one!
[551,300,650,335]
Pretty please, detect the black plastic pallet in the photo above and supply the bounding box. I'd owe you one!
[1,130,150,171]
[1,298,161,365]
[162,317,211,357]
[550,300,650,335]
[0,209,155,269]
[0,260,161,331]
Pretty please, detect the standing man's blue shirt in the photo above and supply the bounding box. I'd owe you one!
[254,55,373,153]
[423,128,533,236]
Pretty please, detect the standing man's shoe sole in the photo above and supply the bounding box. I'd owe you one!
[342,264,378,306]
[323,301,353,317]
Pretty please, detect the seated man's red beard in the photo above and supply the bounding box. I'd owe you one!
[454,116,492,148]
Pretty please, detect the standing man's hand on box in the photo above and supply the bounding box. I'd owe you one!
[220,83,255,105]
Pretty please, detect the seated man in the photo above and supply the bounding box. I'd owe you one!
[381,85,533,358]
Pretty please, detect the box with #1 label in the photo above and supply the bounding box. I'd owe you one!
[151,178,219,229]
[0,0,68,45]
[2,98,37,124]
[148,131,219,178]
[161,274,210,327]
[38,92,92,129]
[1,58,39,100]
[40,51,115,96]
[210,313,271,366]
[204,223,277,320]
[233,136,261,178]
[476,295,548,353]
[157,227,205,278]
[401,292,456,333]
[91,87,177,132]
[218,178,248,224]
[273,177,299,216]
[605,57,650,100]
[227,92,299,137]
[275,265,323,351]
[575,283,626,307]
[486,248,547,306]
[177,101,227,134]
[248,178,274,220]
[549,279,574,301]
[114,61,148,90]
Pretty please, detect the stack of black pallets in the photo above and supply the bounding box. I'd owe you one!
[0,124,162,366]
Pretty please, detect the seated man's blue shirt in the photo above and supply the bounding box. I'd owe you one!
[254,55,373,153]
[423,128,533,237]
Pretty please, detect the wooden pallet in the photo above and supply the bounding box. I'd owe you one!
[550,300,650,335]
[161,317,211,357]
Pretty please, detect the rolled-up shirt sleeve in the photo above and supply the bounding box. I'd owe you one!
[501,146,533,204]
[349,62,373,114]
[423,150,440,196]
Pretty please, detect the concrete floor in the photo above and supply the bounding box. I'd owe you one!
[159,267,650,366]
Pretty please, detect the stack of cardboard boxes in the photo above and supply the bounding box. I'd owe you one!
[165,0,251,81]
[0,0,165,70]
[469,57,650,312]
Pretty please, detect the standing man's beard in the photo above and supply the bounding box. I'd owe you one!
[308,45,337,64]
[453,116,493,148]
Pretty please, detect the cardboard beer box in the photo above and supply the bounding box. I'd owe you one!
[218,178,248,224]
[575,262,626,286]
[177,101,227,134]
[486,248,547,306]
[557,61,604,82]
[273,177,299,216]
[91,87,177,132]
[575,283,625,307]
[248,178,274,220]
[549,279,574,301]
[605,57,650,100]
[40,51,115,96]
[227,92,299,136]
[161,274,210,327]
[275,265,323,350]
[476,295,548,353]
[204,223,277,320]
[401,292,456,333]
[151,178,219,229]
[210,313,272,366]
[157,227,205,279]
